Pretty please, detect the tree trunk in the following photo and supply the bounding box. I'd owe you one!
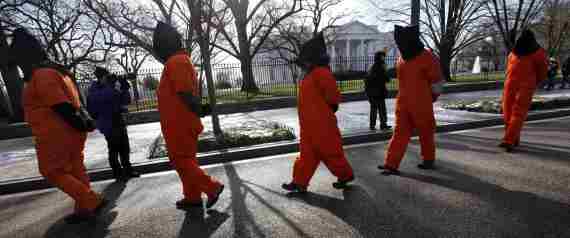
[239,55,259,93]
[439,45,453,82]
[199,42,223,138]
[0,23,25,122]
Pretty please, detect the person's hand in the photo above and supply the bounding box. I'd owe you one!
[200,104,212,117]
[432,93,440,103]
[330,104,339,113]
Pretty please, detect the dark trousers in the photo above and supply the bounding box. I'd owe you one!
[562,74,570,88]
[104,126,132,177]
[369,98,388,128]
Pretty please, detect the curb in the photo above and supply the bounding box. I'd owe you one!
[1,108,569,196]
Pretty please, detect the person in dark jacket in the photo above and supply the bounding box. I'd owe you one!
[365,51,391,130]
[87,67,139,181]
[561,57,570,89]
[544,58,559,91]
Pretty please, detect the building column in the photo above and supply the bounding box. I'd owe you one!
[346,40,350,59]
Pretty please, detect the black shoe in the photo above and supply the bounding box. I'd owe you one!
[370,127,377,131]
[64,197,108,224]
[498,142,509,148]
[206,185,225,209]
[125,170,141,178]
[378,165,400,175]
[332,175,354,189]
[380,125,392,130]
[499,142,515,152]
[281,182,307,193]
[417,160,435,170]
[176,199,203,210]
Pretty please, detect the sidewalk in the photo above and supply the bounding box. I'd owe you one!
[0,118,569,238]
[1,88,569,182]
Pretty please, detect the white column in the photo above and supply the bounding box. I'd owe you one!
[360,39,365,58]
[345,40,350,59]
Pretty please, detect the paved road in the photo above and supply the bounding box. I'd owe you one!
[0,88,569,182]
[1,117,569,238]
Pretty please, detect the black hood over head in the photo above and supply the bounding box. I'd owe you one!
[513,29,541,56]
[394,25,424,61]
[153,22,183,64]
[296,32,330,67]
[94,66,110,80]
[9,28,47,67]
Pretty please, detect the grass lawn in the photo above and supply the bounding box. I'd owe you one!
[127,72,505,111]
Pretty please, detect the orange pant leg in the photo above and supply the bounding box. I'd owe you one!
[169,136,221,199]
[504,89,534,145]
[71,135,90,186]
[384,108,413,169]
[174,166,204,202]
[292,138,320,188]
[502,87,516,136]
[317,138,353,181]
[44,170,101,211]
[411,115,436,162]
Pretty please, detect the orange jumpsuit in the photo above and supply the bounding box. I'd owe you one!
[292,66,354,188]
[384,50,442,170]
[157,51,222,202]
[502,49,548,145]
[23,68,101,212]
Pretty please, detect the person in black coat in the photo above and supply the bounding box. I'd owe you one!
[561,57,570,89]
[365,51,391,130]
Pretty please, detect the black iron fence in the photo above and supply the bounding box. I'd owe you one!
[77,55,507,113]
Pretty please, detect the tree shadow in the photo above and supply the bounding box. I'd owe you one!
[398,163,570,237]
[177,208,230,238]
[224,164,311,238]
[43,181,128,238]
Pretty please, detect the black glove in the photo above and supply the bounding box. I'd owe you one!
[330,104,339,113]
[200,104,212,117]
[51,103,96,132]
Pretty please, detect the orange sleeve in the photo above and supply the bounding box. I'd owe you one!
[316,68,341,105]
[171,56,199,96]
[35,70,71,107]
[426,53,443,85]
[533,49,548,83]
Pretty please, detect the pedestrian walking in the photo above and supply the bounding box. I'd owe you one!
[87,67,140,182]
[282,33,354,193]
[3,28,107,223]
[153,22,224,209]
[500,29,548,152]
[561,57,570,89]
[377,25,443,175]
[365,51,391,131]
[543,58,559,90]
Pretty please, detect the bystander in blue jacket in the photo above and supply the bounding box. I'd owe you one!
[87,67,140,181]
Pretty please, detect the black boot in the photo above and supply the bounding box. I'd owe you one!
[332,175,354,189]
[281,182,307,193]
[206,185,225,209]
[380,125,392,130]
[378,165,400,175]
[417,160,435,170]
[124,167,141,178]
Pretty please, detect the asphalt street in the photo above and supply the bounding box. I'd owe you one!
[0,117,569,238]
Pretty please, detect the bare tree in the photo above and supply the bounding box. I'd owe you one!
[537,0,570,57]
[370,0,489,81]
[485,0,546,52]
[212,0,303,92]
[262,0,347,84]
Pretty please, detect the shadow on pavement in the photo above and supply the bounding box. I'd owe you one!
[399,164,570,238]
[224,164,312,238]
[43,181,127,238]
[177,209,230,238]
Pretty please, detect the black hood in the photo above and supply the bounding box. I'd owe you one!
[513,29,541,56]
[296,32,330,67]
[94,66,110,81]
[153,22,183,64]
[9,28,47,67]
[394,25,424,61]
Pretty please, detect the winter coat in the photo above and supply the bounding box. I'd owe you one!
[365,62,390,100]
[87,81,131,136]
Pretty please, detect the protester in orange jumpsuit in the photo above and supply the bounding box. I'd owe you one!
[282,33,354,193]
[500,30,548,152]
[153,22,224,209]
[377,25,443,175]
[5,28,106,223]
